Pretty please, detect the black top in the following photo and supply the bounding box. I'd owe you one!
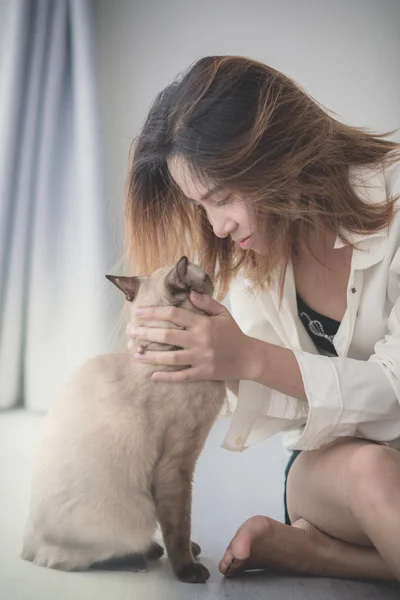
[296,293,340,356]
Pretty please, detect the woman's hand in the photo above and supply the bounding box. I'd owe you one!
[128,291,256,383]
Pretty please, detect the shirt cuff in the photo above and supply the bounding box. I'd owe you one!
[292,347,400,450]
[221,378,308,452]
[289,350,350,449]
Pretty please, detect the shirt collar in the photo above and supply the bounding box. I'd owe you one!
[333,164,389,263]
[333,229,388,249]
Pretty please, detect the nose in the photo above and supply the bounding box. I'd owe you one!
[210,214,237,239]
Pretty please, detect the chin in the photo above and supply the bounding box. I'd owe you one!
[248,241,261,254]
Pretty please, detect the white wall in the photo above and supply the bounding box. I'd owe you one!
[93,0,400,243]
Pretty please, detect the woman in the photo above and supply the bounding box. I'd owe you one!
[126,55,400,581]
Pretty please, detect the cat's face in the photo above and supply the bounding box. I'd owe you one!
[106,257,213,311]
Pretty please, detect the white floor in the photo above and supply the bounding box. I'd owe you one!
[1,410,399,599]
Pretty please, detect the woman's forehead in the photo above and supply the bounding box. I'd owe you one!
[167,156,213,201]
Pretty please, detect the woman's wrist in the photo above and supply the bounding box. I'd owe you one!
[242,336,271,381]
[242,337,308,402]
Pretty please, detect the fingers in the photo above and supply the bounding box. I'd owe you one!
[134,305,200,328]
[131,326,188,347]
[189,291,227,316]
[133,349,191,367]
[151,367,205,383]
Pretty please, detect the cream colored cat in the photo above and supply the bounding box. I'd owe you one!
[21,257,226,584]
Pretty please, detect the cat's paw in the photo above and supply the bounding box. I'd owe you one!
[176,562,210,583]
[147,541,165,560]
[33,544,87,571]
[191,541,201,558]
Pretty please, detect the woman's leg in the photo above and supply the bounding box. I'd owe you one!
[219,438,399,581]
[287,438,400,576]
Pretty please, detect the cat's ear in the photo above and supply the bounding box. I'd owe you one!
[165,256,213,299]
[106,275,140,302]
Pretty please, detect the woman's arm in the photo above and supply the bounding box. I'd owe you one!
[247,339,308,403]
[226,338,307,402]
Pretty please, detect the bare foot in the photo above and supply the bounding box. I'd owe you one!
[218,515,396,580]
[219,516,320,577]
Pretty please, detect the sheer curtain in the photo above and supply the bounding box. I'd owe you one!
[0,0,118,411]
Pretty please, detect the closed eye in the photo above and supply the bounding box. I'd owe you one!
[184,192,233,206]
[214,193,233,206]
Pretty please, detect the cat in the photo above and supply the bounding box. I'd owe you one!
[21,257,226,584]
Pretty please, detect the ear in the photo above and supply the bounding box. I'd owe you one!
[165,256,214,299]
[105,275,140,302]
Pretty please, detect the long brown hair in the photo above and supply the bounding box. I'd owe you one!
[125,55,400,299]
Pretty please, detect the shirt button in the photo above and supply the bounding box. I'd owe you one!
[351,287,357,294]
[235,436,244,447]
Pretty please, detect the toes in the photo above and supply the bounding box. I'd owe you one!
[230,526,253,561]
[191,541,201,558]
[219,548,234,575]
[219,526,252,575]
[219,557,247,577]
[219,516,270,577]
[176,562,210,583]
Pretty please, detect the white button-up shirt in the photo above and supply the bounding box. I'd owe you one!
[222,159,400,453]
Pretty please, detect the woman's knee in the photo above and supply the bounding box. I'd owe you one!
[285,441,349,522]
[286,438,372,520]
[346,442,400,509]
[285,439,380,545]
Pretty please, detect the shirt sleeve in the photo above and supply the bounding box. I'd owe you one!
[222,276,311,452]
[292,294,400,450]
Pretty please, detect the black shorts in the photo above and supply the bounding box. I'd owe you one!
[283,450,302,525]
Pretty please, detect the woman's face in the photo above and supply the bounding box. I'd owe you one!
[168,156,261,252]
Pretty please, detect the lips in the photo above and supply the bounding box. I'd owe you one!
[237,234,253,249]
